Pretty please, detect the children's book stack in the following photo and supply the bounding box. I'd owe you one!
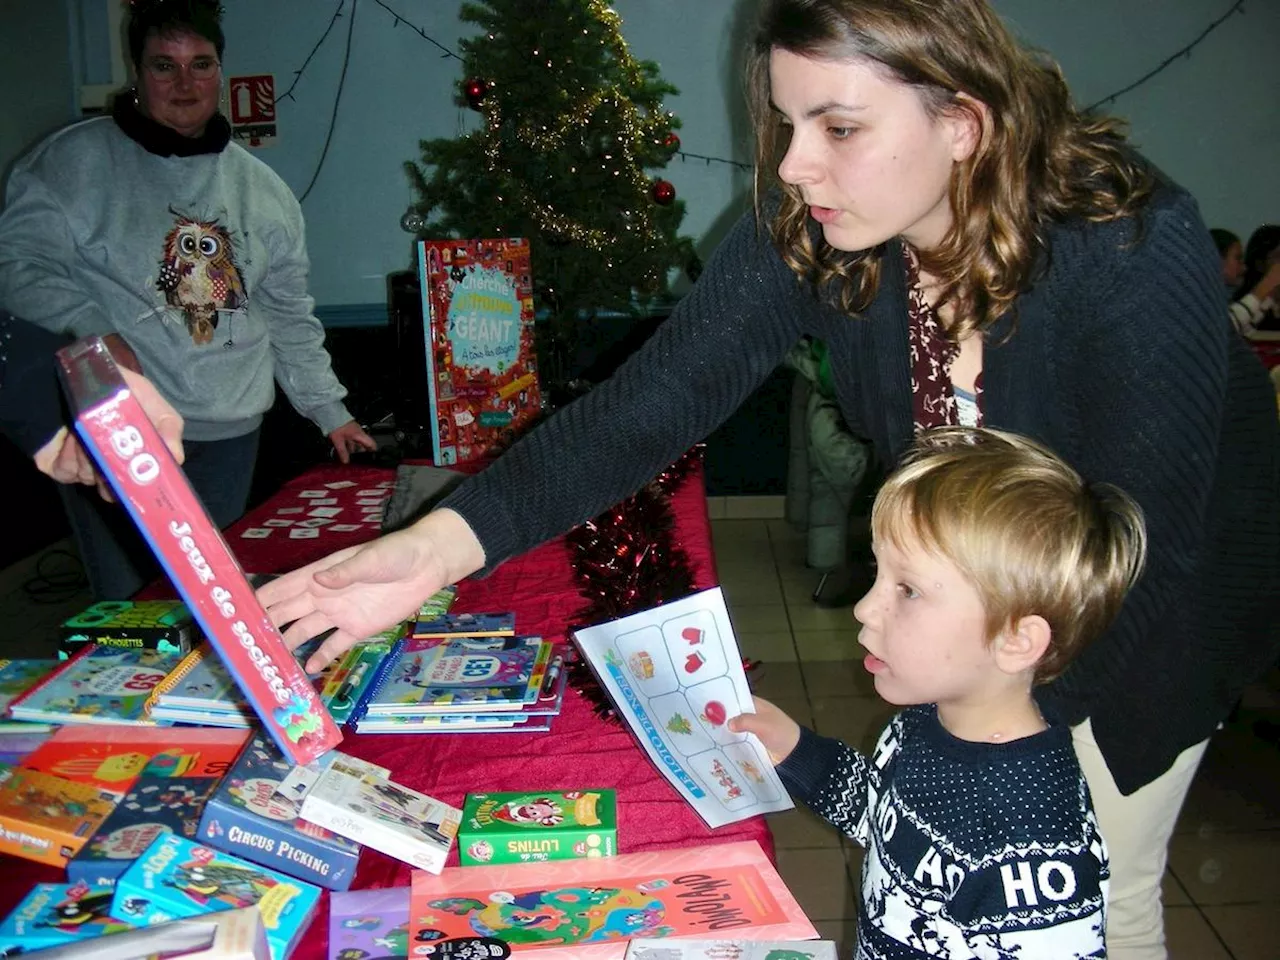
[298,753,460,874]
[347,611,567,734]
[7,644,182,727]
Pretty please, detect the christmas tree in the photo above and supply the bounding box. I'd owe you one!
[404,0,698,385]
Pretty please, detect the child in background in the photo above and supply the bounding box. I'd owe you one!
[731,427,1147,959]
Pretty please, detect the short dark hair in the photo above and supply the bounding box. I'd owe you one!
[1209,228,1240,258]
[126,0,225,65]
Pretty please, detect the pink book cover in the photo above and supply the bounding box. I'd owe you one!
[409,840,815,960]
[55,337,342,765]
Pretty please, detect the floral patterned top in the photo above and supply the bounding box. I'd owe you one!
[904,247,983,432]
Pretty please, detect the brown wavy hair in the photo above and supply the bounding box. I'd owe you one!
[746,0,1155,338]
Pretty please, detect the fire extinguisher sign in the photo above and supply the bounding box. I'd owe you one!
[228,74,278,147]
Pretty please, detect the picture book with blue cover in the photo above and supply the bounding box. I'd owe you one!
[8,644,180,726]
[0,881,131,954]
[197,733,388,890]
[112,833,321,960]
[356,635,551,717]
[68,774,222,887]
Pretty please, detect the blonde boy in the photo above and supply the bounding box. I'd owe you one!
[732,427,1146,959]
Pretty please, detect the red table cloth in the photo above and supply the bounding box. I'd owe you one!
[0,462,772,960]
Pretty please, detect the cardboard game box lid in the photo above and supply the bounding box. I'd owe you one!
[56,337,342,766]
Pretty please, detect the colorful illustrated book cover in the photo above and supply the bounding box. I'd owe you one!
[68,774,224,886]
[60,599,198,658]
[299,755,460,874]
[57,336,342,765]
[7,643,180,726]
[409,840,816,960]
[624,941,837,960]
[412,611,516,639]
[0,658,60,731]
[572,588,793,829]
[416,238,541,465]
[112,833,321,960]
[197,733,388,890]
[359,636,551,717]
[23,724,250,793]
[459,790,616,866]
[0,881,132,954]
[0,764,119,866]
[328,886,410,960]
[0,729,51,766]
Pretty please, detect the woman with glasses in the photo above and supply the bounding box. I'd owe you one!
[0,0,373,600]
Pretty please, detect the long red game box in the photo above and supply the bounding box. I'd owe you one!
[55,336,342,765]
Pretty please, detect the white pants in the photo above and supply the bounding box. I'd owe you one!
[1072,718,1210,960]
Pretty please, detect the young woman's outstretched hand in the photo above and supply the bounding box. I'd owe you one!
[728,696,802,765]
[256,508,485,673]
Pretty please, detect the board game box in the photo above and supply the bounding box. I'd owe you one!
[112,833,321,960]
[61,599,199,658]
[56,336,342,765]
[0,881,132,954]
[409,840,816,960]
[0,764,120,866]
[68,774,224,887]
[197,734,388,890]
[327,886,410,960]
[12,907,271,960]
[459,790,617,865]
[417,237,541,465]
[23,724,250,793]
[299,755,460,874]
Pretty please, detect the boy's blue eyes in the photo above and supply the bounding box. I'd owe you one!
[897,583,920,600]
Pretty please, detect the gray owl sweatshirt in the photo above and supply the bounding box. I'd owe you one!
[0,115,352,441]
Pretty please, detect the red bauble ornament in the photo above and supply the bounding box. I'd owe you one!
[651,179,676,205]
[463,77,489,110]
[663,132,680,151]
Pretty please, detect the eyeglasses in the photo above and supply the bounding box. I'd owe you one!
[142,56,221,83]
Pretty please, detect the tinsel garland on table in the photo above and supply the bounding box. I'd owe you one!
[564,445,757,721]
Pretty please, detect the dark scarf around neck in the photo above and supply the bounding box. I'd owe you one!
[112,91,231,157]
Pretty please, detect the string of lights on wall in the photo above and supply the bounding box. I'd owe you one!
[276,0,1249,190]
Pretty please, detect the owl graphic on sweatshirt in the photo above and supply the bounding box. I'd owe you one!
[156,215,246,345]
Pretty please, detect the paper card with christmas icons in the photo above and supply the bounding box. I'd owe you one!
[0,881,132,954]
[0,764,120,867]
[68,774,224,887]
[571,587,792,829]
[111,833,321,960]
[23,725,251,793]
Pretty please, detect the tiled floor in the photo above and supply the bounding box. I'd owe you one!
[711,514,1280,960]
[1,519,1276,958]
